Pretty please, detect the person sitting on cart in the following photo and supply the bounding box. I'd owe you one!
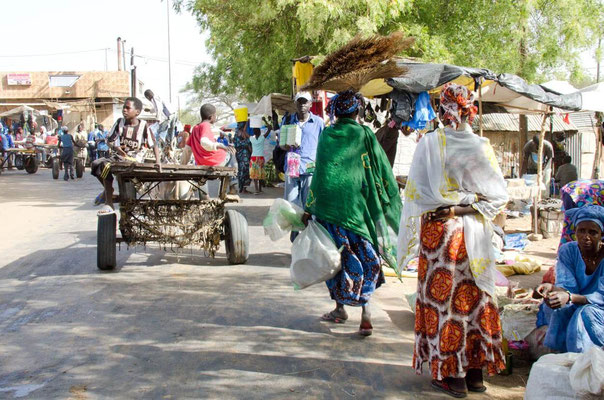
[91,97,161,208]
[181,103,238,195]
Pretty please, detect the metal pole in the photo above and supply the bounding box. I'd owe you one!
[105,48,108,71]
[167,0,173,103]
[478,84,483,137]
[122,40,127,72]
[131,47,136,97]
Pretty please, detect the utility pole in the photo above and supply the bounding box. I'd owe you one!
[105,48,108,71]
[131,47,136,97]
[122,40,127,72]
[597,37,601,83]
[167,0,173,103]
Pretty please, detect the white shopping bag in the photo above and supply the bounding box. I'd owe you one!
[290,221,341,290]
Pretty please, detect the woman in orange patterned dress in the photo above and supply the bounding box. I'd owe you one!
[398,84,509,398]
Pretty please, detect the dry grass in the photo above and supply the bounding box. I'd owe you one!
[302,32,414,92]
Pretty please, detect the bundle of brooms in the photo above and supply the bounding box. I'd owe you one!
[301,31,414,93]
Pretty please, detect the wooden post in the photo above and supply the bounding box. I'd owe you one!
[519,114,528,175]
[593,112,603,179]
[478,84,483,137]
[534,111,549,234]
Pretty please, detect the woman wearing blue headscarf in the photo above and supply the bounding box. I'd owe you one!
[536,205,604,353]
[303,90,401,336]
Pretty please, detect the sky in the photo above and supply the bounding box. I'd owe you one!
[0,0,211,109]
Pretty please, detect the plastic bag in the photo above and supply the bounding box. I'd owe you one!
[525,352,578,400]
[287,152,300,178]
[569,347,604,395]
[290,221,341,290]
[263,198,305,241]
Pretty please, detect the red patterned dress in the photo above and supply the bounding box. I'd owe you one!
[413,216,505,380]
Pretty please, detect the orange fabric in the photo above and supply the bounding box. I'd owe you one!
[413,216,505,380]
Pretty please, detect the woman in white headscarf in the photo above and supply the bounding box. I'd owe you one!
[398,83,509,397]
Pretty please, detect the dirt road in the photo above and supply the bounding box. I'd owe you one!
[0,169,530,399]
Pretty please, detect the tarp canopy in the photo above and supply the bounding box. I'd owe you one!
[578,82,604,112]
[0,105,41,118]
[250,93,297,115]
[386,62,588,113]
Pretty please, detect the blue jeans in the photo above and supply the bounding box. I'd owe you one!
[285,174,312,241]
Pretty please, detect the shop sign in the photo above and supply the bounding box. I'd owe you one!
[7,73,32,86]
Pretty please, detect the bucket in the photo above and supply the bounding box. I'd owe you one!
[249,115,263,128]
[234,107,248,122]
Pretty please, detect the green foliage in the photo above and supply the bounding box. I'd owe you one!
[175,0,603,100]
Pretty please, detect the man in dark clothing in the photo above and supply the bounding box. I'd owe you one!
[58,126,75,181]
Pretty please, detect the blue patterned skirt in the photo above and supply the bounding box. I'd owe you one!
[319,220,384,307]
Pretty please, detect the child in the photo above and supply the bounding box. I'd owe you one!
[249,127,271,194]
[58,126,75,181]
[91,97,161,208]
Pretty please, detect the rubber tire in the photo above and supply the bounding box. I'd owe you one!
[97,212,117,270]
[52,158,60,179]
[75,158,84,178]
[15,155,24,170]
[24,157,38,174]
[224,209,249,264]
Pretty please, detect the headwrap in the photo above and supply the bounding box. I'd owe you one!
[183,124,191,132]
[439,83,478,129]
[325,90,363,119]
[566,205,604,232]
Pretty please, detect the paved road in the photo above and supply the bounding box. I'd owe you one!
[0,169,520,399]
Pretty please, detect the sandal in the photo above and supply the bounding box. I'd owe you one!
[320,311,347,324]
[431,379,467,398]
[358,321,373,336]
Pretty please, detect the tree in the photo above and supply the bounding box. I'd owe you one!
[174,0,603,100]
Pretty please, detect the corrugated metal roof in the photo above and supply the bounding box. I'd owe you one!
[472,113,577,133]
[568,112,599,131]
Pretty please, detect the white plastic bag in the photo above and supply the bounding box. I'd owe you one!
[290,221,341,290]
[525,352,578,400]
[263,199,305,241]
[569,347,604,395]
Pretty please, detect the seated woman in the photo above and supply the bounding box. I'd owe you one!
[535,205,604,353]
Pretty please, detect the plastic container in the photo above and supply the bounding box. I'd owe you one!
[286,125,302,147]
[234,107,248,122]
[249,115,263,128]
[279,125,294,146]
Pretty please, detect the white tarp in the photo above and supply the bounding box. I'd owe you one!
[0,105,40,118]
[578,82,604,112]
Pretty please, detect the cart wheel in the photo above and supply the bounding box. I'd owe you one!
[224,209,249,264]
[52,157,60,179]
[97,211,117,270]
[15,155,24,170]
[75,158,84,178]
[24,156,38,174]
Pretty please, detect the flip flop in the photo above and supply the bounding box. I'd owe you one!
[467,385,487,393]
[431,380,467,398]
[358,321,373,336]
[320,311,347,324]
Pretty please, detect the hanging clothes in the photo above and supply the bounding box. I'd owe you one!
[401,92,436,130]
[293,61,314,88]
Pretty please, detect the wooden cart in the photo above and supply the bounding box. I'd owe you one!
[0,148,39,175]
[97,162,249,270]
